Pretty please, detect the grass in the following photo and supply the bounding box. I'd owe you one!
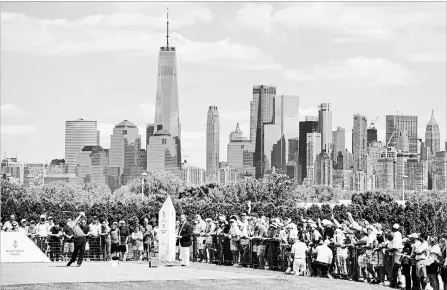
[1,278,388,290]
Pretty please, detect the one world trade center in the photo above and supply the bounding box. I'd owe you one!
[153,10,182,168]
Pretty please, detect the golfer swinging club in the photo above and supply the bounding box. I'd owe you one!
[67,211,87,267]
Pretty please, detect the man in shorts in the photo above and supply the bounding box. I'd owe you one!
[110,222,120,258]
[118,220,130,261]
[63,218,75,260]
[291,237,308,275]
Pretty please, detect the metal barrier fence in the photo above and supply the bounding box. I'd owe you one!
[37,234,391,283]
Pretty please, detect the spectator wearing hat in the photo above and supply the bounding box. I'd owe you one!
[36,214,50,253]
[48,221,63,262]
[18,219,27,234]
[118,220,130,261]
[110,222,120,258]
[177,214,193,267]
[100,219,111,261]
[414,233,429,289]
[408,233,421,290]
[47,216,55,229]
[26,220,37,244]
[387,223,404,288]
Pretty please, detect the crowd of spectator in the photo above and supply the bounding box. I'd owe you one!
[186,212,447,290]
[1,214,158,262]
[3,210,447,290]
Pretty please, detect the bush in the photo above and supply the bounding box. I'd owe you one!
[2,174,447,237]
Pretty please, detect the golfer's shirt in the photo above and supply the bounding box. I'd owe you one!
[68,221,86,239]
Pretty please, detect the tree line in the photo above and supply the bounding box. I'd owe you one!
[2,170,446,237]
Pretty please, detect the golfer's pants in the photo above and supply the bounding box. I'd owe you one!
[180,246,190,266]
[69,237,86,265]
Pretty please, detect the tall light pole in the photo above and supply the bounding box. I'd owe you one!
[141,172,148,202]
[402,175,408,201]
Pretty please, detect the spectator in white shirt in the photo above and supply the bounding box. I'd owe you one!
[36,215,50,252]
[388,224,404,288]
[88,216,102,261]
[312,239,333,278]
[2,214,16,232]
[414,233,429,289]
[291,237,308,276]
[18,219,27,234]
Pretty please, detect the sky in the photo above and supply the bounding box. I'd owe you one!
[1,2,446,168]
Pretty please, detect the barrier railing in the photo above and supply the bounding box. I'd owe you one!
[34,234,393,283]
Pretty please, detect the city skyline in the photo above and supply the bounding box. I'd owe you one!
[1,2,446,169]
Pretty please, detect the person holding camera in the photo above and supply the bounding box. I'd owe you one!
[66,212,88,267]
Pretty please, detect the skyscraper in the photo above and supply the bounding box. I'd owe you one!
[77,145,108,185]
[206,105,219,183]
[109,120,142,185]
[153,12,181,167]
[405,159,428,191]
[181,165,206,186]
[305,132,322,184]
[252,85,276,178]
[336,150,354,170]
[332,126,345,164]
[367,141,385,185]
[395,130,410,152]
[298,117,319,182]
[227,123,255,178]
[318,103,332,155]
[367,127,378,145]
[425,110,440,157]
[352,114,368,172]
[395,151,418,191]
[264,123,282,173]
[315,150,332,186]
[65,118,99,171]
[433,151,447,190]
[386,115,418,153]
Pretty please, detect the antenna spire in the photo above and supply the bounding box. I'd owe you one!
[166,7,169,49]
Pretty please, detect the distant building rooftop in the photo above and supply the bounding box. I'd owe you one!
[115,120,137,128]
[154,129,171,136]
